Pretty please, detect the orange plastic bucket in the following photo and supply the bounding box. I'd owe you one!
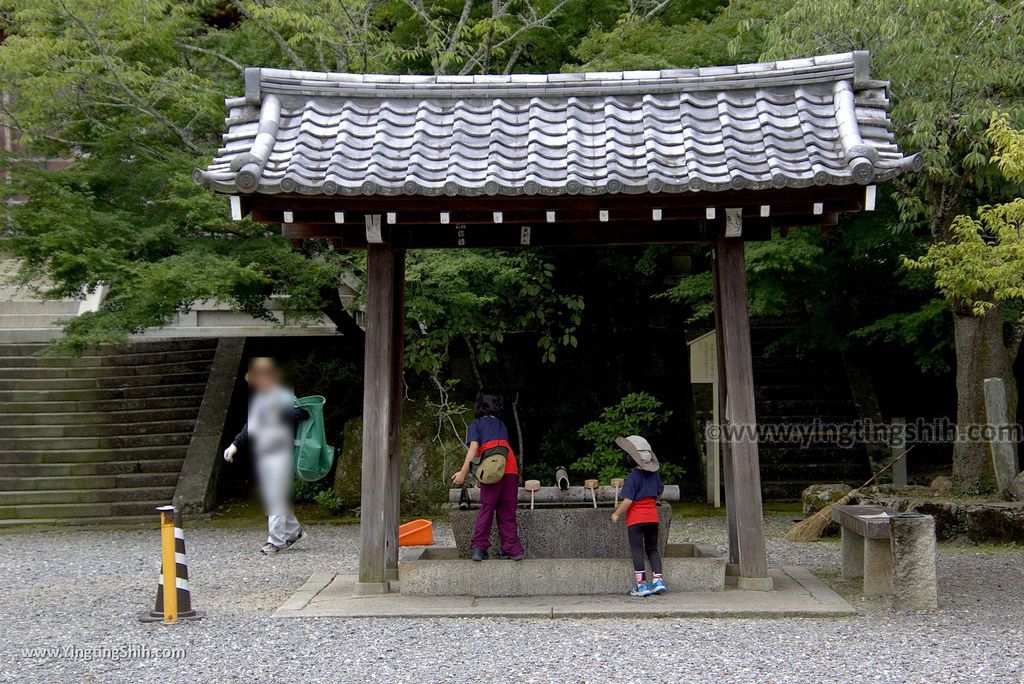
[398,519,433,546]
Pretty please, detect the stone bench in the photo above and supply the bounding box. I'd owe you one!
[832,504,896,597]
[832,504,938,609]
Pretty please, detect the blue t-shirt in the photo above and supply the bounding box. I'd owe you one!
[466,416,517,476]
[465,416,509,446]
[620,469,664,503]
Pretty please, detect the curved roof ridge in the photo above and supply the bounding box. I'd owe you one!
[196,51,922,198]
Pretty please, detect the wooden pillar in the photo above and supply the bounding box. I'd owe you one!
[714,238,769,581]
[357,238,404,593]
[384,250,405,581]
[711,255,739,565]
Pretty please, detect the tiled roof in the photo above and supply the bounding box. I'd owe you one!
[195,51,919,198]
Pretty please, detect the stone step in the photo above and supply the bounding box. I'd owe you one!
[0,419,197,438]
[755,384,851,400]
[0,348,215,369]
[0,394,204,414]
[0,406,200,425]
[0,359,213,378]
[0,471,178,492]
[0,313,75,328]
[0,339,217,356]
[0,328,63,343]
[753,415,860,426]
[1,436,191,458]
[0,514,158,527]
[760,461,867,480]
[758,444,860,461]
[0,300,79,315]
[0,371,210,391]
[0,485,176,506]
[755,399,855,415]
[754,368,848,384]
[0,383,207,406]
[0,499,172,520]
[0,459,185,478]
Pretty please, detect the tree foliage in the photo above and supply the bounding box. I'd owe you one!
[573,391,677,483]
[906,116,1024,353]
[760,0,1024,237]
[0,0,600,361]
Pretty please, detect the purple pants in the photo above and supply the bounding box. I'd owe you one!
[471,473,524,556]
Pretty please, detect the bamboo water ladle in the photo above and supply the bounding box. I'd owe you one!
[525,480,541,510]
[611,477,624,507]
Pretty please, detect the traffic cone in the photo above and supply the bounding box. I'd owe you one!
[139,505,202,622]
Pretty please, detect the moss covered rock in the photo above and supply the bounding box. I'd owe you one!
[332,398,466,515]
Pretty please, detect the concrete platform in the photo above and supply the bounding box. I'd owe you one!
[273,566,855,619]
[401,543,724,596]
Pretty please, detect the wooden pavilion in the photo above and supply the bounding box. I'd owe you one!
[196,50,918,593]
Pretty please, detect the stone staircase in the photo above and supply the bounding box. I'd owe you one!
[0,339,219,525]
[0,258,81,343]
[752,325,871,500]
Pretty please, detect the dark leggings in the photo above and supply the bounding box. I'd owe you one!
[627,522,662,575]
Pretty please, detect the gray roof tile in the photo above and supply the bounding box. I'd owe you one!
[196,52,917,197]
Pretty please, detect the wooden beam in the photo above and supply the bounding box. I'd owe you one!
[715,237,769,580]
[253,202,858,229]
[358,244,401,592]
[365,214,383,243]
[245,185,865,216]
[281,217,776,248]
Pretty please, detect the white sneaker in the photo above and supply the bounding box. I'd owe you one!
[261,542,281,555]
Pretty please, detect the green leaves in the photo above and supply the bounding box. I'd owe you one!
[760,0,1024,235]
[573,391,678,483]
[905,117,1024,323]
[402,249,583,376]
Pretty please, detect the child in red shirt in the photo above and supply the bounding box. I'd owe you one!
[610,435,665,597]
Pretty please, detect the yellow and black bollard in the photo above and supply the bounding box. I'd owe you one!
[139,505,202,623]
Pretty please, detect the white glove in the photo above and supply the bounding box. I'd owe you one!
[223,444,238,463]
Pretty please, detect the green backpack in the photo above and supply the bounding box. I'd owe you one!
[293,395,335,482]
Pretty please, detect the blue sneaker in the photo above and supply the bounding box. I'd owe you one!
[650,578,666,594]
[630,582,652,597]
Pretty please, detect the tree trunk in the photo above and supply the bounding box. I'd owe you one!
[952,300,1018,494]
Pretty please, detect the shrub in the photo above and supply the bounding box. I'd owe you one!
[573,392,681,483]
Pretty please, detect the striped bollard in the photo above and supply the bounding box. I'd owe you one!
[139,505,202,623]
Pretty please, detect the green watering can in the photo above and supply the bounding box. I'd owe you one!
[293,395,335,482]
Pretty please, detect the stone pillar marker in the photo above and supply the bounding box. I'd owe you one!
[983,377,1018,497]
[890,511,938,610]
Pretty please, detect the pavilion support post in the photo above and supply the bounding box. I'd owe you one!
[711,255,738,565]
[714,237,770,586]
[384,250,405,582]
[356,231,404,594]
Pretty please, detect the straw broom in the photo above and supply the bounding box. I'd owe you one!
[784,446,915,542]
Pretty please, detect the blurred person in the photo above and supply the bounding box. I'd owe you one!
[223,357,310,555]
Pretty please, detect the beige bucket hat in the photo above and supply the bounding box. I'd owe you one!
[615,435,659,472]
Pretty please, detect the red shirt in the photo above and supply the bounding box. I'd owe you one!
[467,416,518,476]
[479,438,518,476]
[626,497,659,526]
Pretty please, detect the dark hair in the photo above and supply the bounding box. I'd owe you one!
[622,449,636,471]
[475,390,504,418]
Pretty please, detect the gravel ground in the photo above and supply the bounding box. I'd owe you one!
[1,512,1022,684]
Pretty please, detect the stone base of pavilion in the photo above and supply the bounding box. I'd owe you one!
[272,564,854,619]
